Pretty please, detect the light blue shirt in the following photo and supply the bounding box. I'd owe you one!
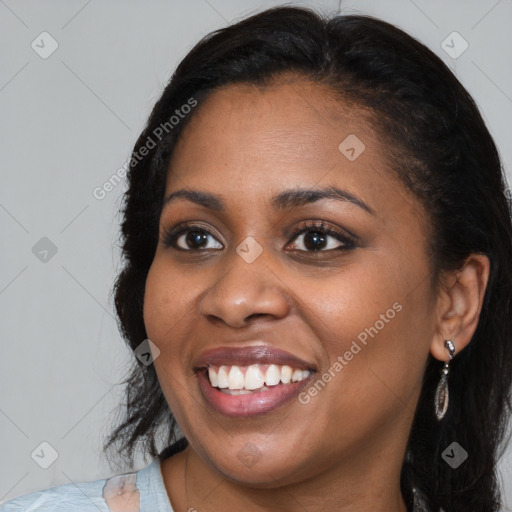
[0,458,174,511]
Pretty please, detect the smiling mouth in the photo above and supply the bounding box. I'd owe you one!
[196,363,315,417]
[206,363,312,394]
[193,345,317,416]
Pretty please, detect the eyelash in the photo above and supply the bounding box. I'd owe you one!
[161,220,357,253]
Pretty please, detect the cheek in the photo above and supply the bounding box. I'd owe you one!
[298,251,432,409]
[294,257,405,351]
[143,261,197,421]
[143,259,194,342]
[143,260,200,403]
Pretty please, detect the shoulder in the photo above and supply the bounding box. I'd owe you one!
[0,475,112,511]
[0,468,140,512]
[0,455,176,512]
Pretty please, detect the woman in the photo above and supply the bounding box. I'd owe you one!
[2,6,511,512]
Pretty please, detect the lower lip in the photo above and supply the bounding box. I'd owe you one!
[197,370,313,417]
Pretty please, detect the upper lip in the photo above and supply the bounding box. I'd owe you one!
[194,345,316,372]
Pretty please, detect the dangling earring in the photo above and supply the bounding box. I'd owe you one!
[434,340,455,420]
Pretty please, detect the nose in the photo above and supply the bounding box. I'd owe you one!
[198,249,291,328]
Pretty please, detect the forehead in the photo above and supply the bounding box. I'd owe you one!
[162,78,430,255]
[167,78,383,191]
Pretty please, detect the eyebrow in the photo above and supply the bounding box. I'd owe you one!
[163,186,375,215]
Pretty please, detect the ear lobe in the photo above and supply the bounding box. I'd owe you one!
[430,254,490,362]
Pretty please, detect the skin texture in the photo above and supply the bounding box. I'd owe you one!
[143,78,490,512]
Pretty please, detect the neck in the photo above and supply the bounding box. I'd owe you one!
[161,431,410,512]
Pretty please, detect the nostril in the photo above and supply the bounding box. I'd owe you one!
[245,313,267,322]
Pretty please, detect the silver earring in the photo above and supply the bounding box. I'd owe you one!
[434,340,455,420]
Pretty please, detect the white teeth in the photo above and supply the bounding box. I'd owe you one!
[208,367,218,388]
[291,369,303,382]
[245,365,265,390]
[217,366,229,388]
[228,365,245,389]
[206,364,312,389]
[281,365,292,384]
[265,364,281,386]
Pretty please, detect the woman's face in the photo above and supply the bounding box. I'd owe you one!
[144,78,438,486]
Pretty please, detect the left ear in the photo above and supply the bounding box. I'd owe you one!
[430,254,490,362]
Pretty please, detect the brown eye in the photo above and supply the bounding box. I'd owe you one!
[287,222,356,252]
[163,225,223,250]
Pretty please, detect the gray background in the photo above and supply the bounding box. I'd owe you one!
[1,0,511,507]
